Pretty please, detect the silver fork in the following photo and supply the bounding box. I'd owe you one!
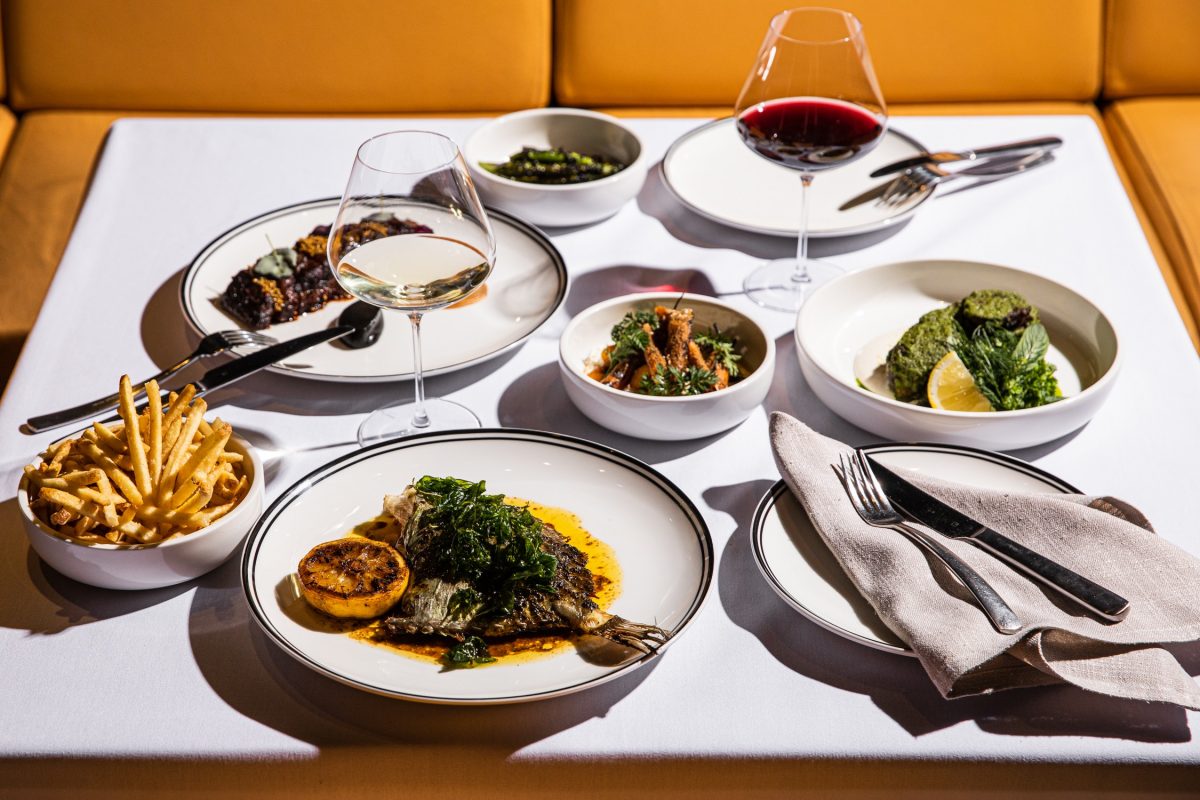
[24,329,277,433]
[880,150,1054,208]
[837,451,1023,635]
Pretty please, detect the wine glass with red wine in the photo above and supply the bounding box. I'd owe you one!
[734,8,887,311]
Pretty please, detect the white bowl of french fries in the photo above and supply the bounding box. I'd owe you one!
[18,377,263,590]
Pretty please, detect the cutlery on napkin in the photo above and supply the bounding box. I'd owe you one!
[770,412,1200,709]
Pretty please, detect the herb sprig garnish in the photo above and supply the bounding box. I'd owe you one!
[413,476,557,619]
[609,310,660,362]
[694,329,742,378]
[953,321,1060,410]
[638,365,719,396]
[443,636,496,669]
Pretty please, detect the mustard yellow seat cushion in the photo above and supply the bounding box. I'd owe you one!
[0,111,119,385]
[0,106,16,163]
[555,0,1102,108]
[3,0,551,113]
[1106,99,1200,347]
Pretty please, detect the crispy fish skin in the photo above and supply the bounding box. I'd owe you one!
[381,488,669,654]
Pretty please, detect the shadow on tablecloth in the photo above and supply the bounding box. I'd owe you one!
[0,497,194,635]
[495,360,733,465]
[185,553,661,750]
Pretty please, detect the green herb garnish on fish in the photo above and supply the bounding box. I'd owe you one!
[413,476,557,617]
[443,636,496,669]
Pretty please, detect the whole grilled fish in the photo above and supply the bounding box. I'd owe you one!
[380,485,669,654]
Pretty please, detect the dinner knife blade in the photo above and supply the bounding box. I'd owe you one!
[192,325,354,395]
[865,454,1131,622]
[838,181,891,211]
[868,136,1063,178]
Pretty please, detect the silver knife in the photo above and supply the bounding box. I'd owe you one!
[869,136,1063,178]
[865,454,1130,622]
[187,324,354,396]
[23,325,354,434]
[840,152,1055,212]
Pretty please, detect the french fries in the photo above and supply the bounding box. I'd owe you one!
[24,377,250,545]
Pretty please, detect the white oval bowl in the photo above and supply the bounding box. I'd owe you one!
[795,260,1120,450]
[18,433,264,590]
[560,292,775,440]
[464,108,649,227]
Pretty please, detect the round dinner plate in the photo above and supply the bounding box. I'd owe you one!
[180,199,567,383]
[662,118,930,238]
[751,443,1079,656]
[242,429,714,704]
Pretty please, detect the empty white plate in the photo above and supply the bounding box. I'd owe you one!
[662,118,929,238]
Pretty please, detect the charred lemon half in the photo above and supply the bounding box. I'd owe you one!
[297,538,410,619]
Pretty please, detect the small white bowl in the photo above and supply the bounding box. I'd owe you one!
[18,434,264,590]
[464,108,649,227]
[795,259,1120,450]
[559,292,775,440]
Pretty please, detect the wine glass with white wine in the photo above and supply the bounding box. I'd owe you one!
[329,130,495,445]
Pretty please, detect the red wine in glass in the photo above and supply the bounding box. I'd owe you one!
[733,8,887,311]
[736,97,884,171]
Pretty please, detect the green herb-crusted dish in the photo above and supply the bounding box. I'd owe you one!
[885,289,1060,410]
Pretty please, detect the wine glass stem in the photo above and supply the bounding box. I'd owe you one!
[792,173,814,284]
[407,311,430,429]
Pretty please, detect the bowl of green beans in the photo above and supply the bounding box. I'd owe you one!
[465,108,649,227]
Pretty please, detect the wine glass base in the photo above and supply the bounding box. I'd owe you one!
[356,398,481,447]
[743,259,844,312]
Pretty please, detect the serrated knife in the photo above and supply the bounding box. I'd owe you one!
[865,454,1130,622]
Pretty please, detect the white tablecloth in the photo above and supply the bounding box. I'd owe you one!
[1,116,1198,793]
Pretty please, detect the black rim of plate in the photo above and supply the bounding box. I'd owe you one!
[241,427,715,704]
[660,118,932,239]
[750,442,1081,657]
[178,197,569,382]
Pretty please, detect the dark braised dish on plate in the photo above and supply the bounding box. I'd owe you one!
[220,214,431,329]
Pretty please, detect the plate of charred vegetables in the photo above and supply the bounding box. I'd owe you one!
[558,293,775,440]
[242,428,713,704]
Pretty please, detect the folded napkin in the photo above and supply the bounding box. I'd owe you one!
[770,412,1200,709]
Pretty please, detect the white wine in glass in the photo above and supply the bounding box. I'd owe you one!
[329,131,496,445]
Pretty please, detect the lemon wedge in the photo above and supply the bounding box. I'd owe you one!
[927,351,993,412]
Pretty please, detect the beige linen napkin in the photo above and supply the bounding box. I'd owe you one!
[770,412,1200,709]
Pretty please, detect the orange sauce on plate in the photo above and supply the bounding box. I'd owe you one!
[327,499,620,667]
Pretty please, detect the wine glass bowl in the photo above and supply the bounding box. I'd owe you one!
[329,130,496,444]
[734,8,887,311]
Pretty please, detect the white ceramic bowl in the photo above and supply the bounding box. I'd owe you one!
[18,433,264,590]
[464,108,649,227]
[795,260,1120,450]
[560,292,775,440]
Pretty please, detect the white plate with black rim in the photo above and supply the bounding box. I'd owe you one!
[751,442,1079,656]
[242,428,713,704]
[180,198,568,383]
[662,118,930,238]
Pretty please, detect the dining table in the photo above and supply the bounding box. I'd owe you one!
[1,114,1198,798]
